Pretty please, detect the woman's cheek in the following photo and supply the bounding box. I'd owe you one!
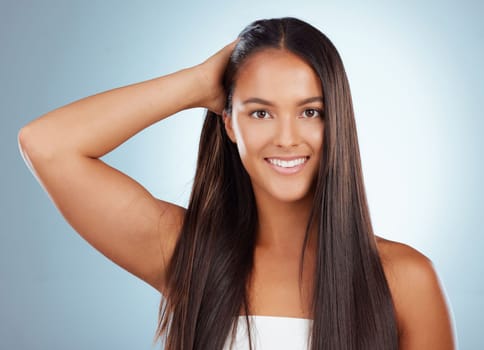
[300,122,323,143]
[242,125,267,152]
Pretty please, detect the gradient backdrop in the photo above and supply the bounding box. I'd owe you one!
[1,0,482,349]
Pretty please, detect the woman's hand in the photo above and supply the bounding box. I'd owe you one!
[194,39,238,115]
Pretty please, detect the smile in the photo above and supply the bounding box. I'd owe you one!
[264,156,309,174]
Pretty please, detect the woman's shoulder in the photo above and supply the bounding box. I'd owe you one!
[374,235,433,316]
[373,235,456,349]
[374,234,437,311]
[374,235,432,270]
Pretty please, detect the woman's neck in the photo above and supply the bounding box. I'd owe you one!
[254,191,317,255]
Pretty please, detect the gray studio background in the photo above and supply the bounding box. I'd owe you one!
[1,0,482,349]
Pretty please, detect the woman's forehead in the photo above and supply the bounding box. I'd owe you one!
[232,49,323,105]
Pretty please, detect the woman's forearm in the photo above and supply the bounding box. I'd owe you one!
[19,66,206,159]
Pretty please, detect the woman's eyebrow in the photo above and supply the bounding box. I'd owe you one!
[242,96,324,106]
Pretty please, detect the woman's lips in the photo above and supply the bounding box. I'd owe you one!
[264,156,309,175]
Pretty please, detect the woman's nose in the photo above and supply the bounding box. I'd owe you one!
[274,117,300,148]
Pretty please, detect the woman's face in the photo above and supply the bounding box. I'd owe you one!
[223,48,324,204]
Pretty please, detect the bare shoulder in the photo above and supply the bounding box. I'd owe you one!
[374,235,431,282]
[374,235,456,349]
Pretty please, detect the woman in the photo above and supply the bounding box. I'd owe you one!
[18,17,455,349]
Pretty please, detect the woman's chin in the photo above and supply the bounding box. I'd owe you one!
[267,186,313,204]
[250,178,315,204]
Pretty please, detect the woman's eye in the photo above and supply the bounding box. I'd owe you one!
[302,108,323,118]
[250,110,270,119]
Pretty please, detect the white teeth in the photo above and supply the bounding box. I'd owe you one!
[267,157,307,168]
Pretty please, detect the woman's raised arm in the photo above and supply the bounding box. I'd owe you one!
[17,40,237,294]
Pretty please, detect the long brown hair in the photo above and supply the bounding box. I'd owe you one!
[155,17,399,349]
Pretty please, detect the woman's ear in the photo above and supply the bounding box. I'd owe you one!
[222,110,236,143]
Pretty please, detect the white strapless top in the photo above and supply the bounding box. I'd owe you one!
[223,315,313,350]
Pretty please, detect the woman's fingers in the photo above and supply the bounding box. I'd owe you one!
[194,38,239,115]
